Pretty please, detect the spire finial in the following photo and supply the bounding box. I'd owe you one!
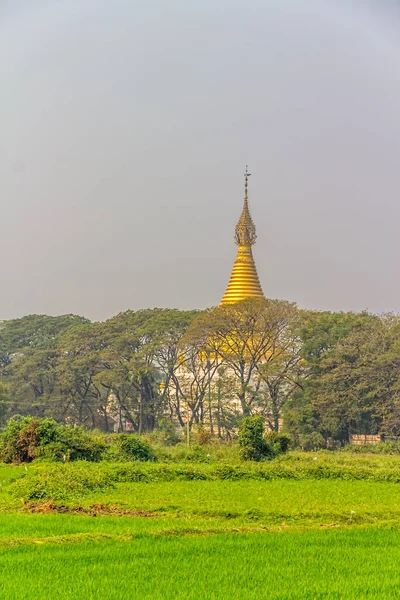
[234,167,256,246]
[244,165,251,201]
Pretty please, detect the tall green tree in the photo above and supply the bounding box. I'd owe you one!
[185,298,303,419]
[1,315,89,421]
[288,311,393,443]
[0,382,10,426]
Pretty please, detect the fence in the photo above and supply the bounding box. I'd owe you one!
[350,434,383,446]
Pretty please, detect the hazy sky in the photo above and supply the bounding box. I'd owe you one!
[1,0,400,321]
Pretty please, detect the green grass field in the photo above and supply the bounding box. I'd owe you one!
[1,454,400,598]
[2,529,400,600]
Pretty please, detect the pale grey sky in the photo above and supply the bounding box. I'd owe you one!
[1,0,400,321]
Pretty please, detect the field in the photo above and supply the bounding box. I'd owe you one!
[1,453,400,599]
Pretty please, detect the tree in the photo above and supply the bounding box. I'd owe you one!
[0,314,88,358]
[299,313,398,443]
[0,382,10,426]
[0,315,89,423]
[132,309,201,429]
[55,322,108,427]
[6,347,60,418]
[300,310,375,374]
[254,303,305,430]
[184,298,304,422]
[101,309,199,433]
[174,339,220,429]
[238,415,270,460]
[284,310,380,444]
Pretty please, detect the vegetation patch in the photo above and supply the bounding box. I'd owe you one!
[8,453,400,502]
[0,471,400,598]
[238,415,291,461]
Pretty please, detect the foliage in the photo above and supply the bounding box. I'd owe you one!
[344,441,400,455]
[11,463,115,500]
[265,431,292,454]
[0,417,106,463]
[237,417,292,461]
[3,305,400,448]
[144,419,183,446]
[0,314,89,363]
[298,432,326,451]
[285,311,400,445]
[108,434,154,462]
[192,424,212,445]
[0,416,39,463]
[151,440,240,463]
[10,452,400,503]
[0,382,10,426]
[40,428,106,463]
[238,416,273,461]
[184,298,303,423]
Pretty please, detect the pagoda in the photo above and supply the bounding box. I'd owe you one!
[220,167,264,304]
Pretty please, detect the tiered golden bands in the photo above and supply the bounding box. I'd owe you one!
[220,245,263,304]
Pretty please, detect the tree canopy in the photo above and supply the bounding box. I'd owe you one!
[1,304,400,446]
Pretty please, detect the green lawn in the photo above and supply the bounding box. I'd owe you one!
[1,457,400,598]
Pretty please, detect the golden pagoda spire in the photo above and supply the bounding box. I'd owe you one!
[220,167,264,304]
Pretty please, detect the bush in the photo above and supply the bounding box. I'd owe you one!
[0,417,40,463]
[37,430,106,463]
[238,416,274,461]
[266,431,292,454]
[192,425,212,446]
[11,463,115,501]
[36,419,59,445]
[51,427,106,462]
[109,434,154,462]
[238,418,293,461]
[0,417,106,463]
[151,441,233,463]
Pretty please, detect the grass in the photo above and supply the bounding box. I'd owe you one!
[1,529,400,599]
[8,451,400,505]
[1,478,400,538]
[1,453,400,598]
[0,463,25,483]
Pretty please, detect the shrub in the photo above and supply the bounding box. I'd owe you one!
[266,431,292,454]
[110,434,154,462]
[0,417,106,463]
[52,427,106,462]
[238,416,274,461]
[11,463,115,501]
[192,425,212,446]
[36,441,68,462]
[0,416,40,463]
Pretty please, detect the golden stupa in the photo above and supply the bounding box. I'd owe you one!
[220,167,264,304]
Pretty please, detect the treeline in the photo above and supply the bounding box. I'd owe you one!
[1,299,400,448]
